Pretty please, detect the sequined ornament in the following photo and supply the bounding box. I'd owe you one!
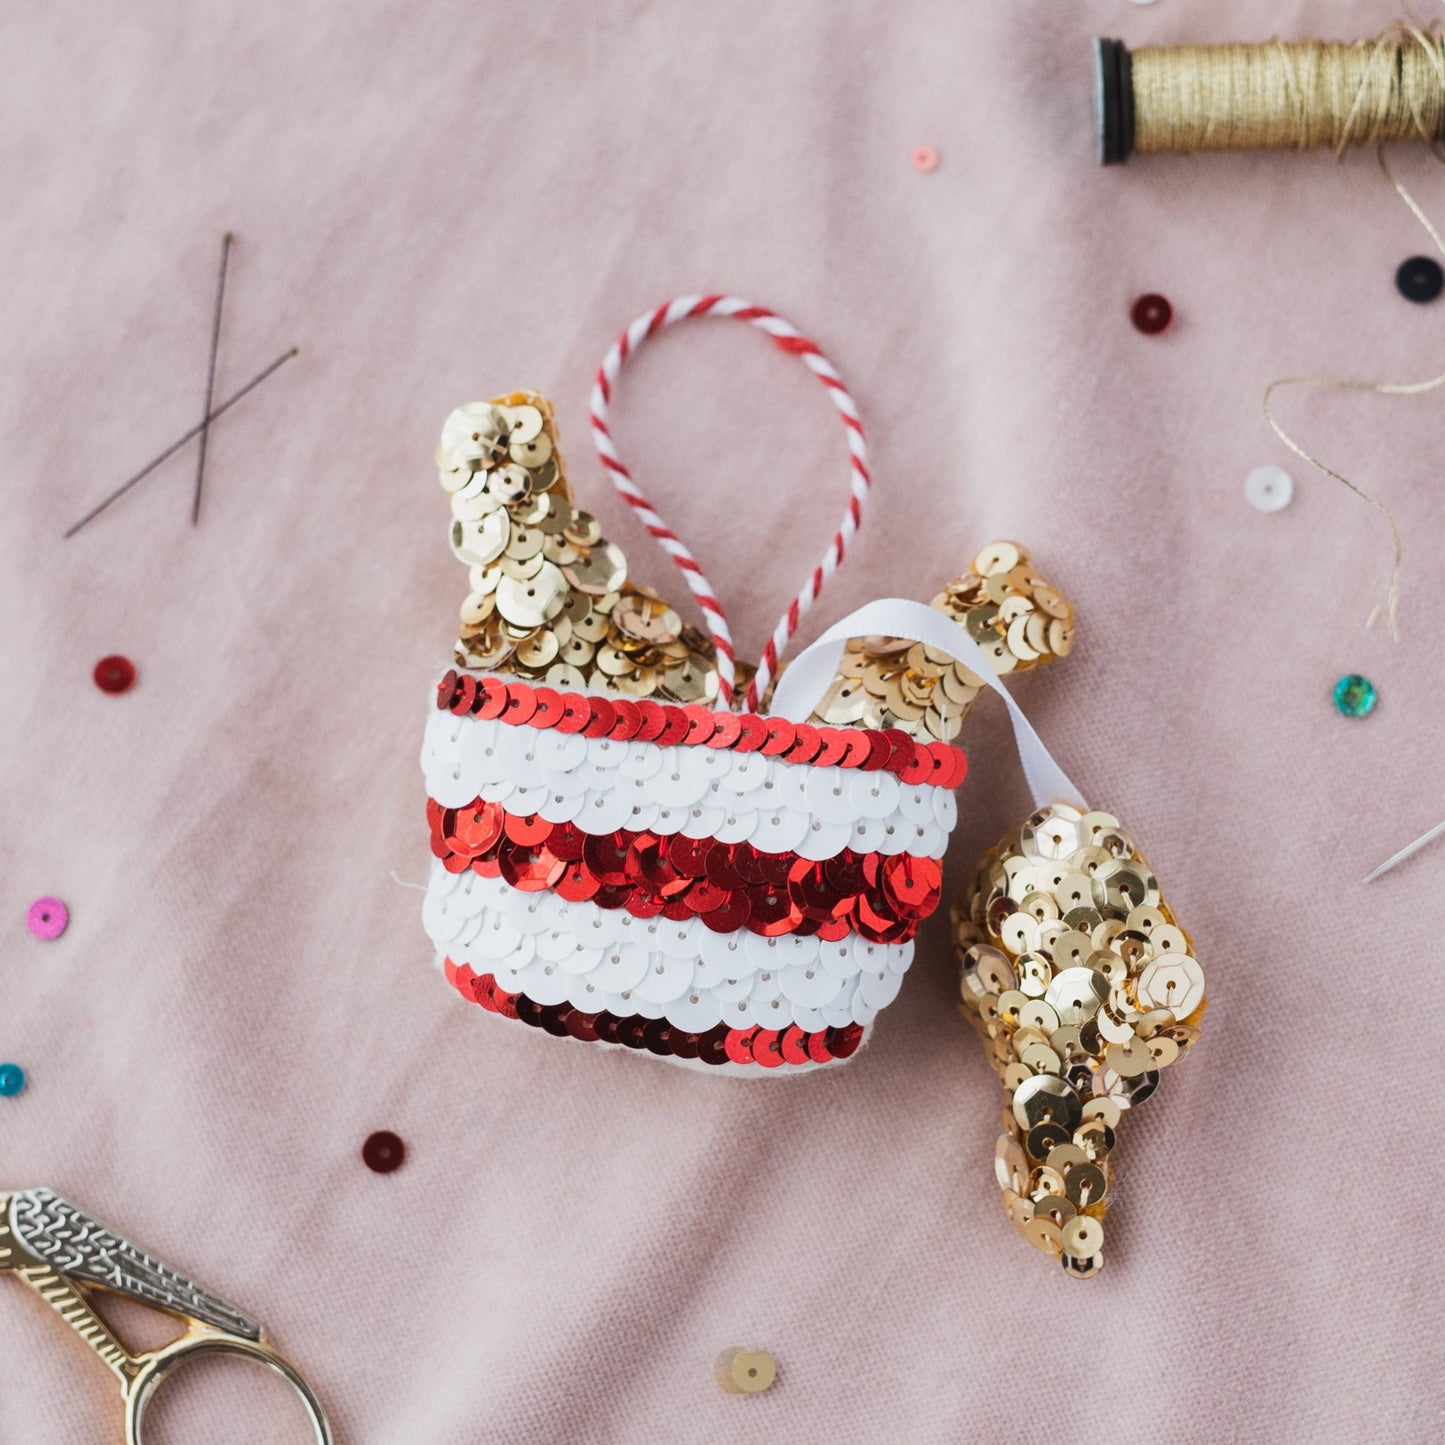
[953,803,1205,1276]
[422,391,1077,1072]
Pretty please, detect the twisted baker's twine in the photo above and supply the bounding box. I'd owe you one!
[590,297,871,709]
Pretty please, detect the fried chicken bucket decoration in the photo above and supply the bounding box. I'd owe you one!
[419,297,1203,1273]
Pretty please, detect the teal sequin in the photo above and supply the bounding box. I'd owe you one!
[0,1064,26,1097]
[1333,674,1378,718]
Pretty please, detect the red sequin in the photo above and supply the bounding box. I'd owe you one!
[476,677,510,721]
[93,655,137,694]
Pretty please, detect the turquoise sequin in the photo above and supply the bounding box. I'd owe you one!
[1333,674,1378,718]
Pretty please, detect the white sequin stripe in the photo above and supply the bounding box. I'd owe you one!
[421,705,955,862]
[424,859,911,1033]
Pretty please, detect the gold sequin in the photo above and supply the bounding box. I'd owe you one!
[714,1348,776,1396]
[1023,1214,1063,1256]
[996,1137,1029,1193]
[1061,1215,1103,1260]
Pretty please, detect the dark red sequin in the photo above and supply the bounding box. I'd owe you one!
[93,655,136,694]
[362,1131,405,1174]
[450,673,478,716]
[1130,293,1173,335]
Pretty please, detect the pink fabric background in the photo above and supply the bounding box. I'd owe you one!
[3,1,1442,1440]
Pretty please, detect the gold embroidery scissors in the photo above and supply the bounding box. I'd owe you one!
[1,1187,332,1443]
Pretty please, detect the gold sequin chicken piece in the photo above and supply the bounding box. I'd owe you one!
[439,392,720,703]
[806,540,1075,741]
[953,805,1205,1276]
[438,395,1078,737]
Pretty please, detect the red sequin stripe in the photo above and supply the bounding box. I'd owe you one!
[444,959,865,1067]
[428,798,942,944]
[434,669,966,789]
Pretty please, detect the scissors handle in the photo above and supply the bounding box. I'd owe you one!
[12,1265,137,1384]
[125,1327,334,1445]
[3,1189,333,1443]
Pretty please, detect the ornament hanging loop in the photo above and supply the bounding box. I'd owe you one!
[589,296,872,709]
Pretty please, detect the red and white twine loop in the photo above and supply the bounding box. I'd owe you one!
[589,296,871,710]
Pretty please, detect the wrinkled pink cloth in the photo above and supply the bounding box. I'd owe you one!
[3,1,1442,1441]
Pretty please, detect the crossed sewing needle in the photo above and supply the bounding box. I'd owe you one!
[64,234,297,539]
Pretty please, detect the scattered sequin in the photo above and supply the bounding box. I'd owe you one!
[362,1131,405,1173]
[1243,464,1293,513]
[1129,294,1173,335]
[1396,255,1443,304]
[911,146,940,172]
[93,655,136,694]
[714,1348,776,1395]
[1333,674,1377,718]
[26,897,68,940]
[0,1064,27,1097]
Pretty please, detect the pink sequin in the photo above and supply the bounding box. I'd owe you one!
[26,897,68,940]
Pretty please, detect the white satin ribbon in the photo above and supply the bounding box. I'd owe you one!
[768,598,1086,811]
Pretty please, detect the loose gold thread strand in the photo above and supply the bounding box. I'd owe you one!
[1378,142,1445,252]
[1262,374,1423,639]
[1132,26,1445,156]
[1258,102,1445,641]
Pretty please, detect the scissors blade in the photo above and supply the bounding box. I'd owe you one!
[8,1189,262,1341]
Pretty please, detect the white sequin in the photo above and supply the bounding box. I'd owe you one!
[1244,464,1293,513]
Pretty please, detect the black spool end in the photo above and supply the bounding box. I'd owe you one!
[1094,38,1134,165]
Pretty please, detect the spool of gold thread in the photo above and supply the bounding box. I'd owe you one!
[1095,28,1445,163]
